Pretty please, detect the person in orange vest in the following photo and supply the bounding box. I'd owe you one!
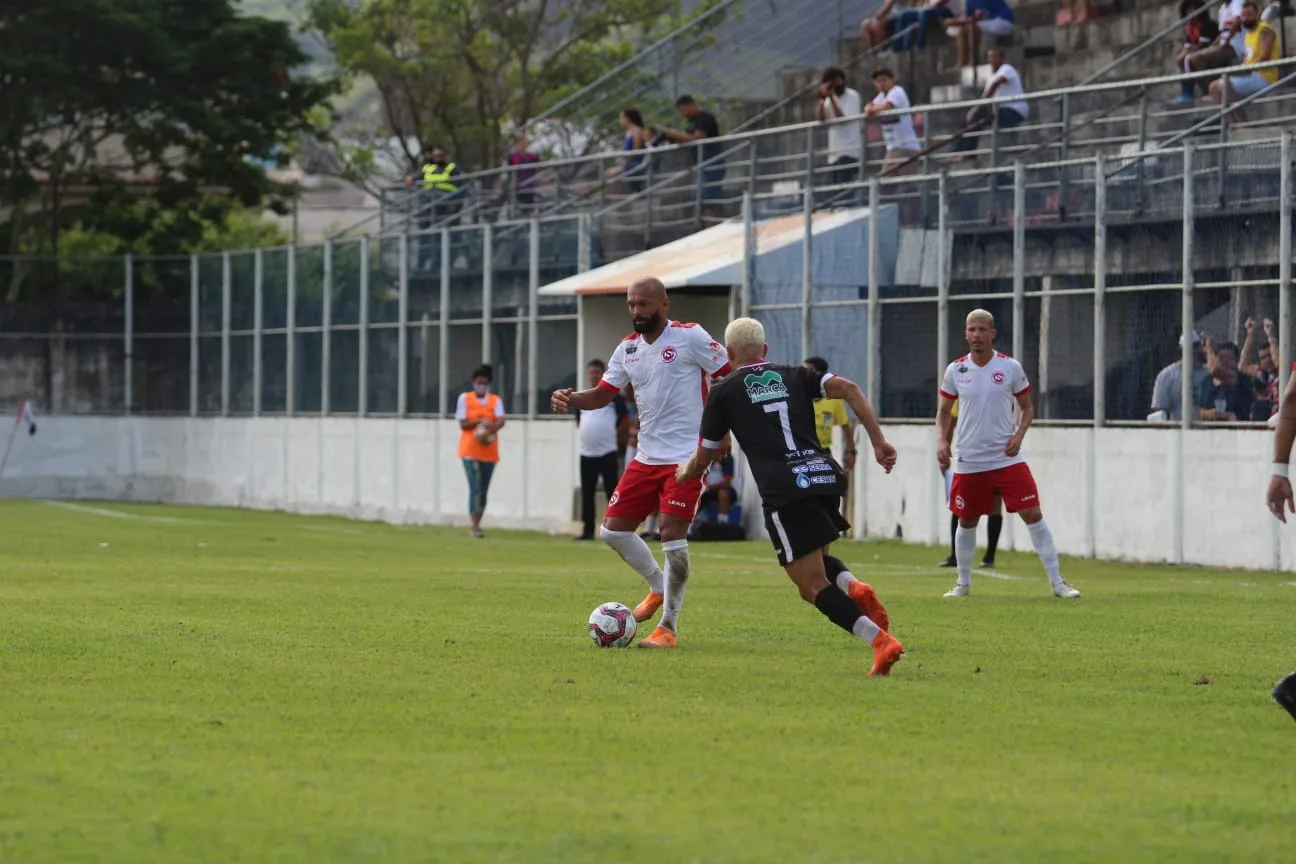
[457,363,506,538]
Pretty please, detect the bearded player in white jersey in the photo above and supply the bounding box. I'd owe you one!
[551,277,732,648]
[936,309,1081,599]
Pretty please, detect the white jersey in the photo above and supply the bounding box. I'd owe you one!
[940,352,1031,474]
[600,321,730,465]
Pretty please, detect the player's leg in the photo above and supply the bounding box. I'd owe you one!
[1273,670,1296,722]
[983,493,1004,567]
[477,460,496,531]
[946,472,990,596]
[1001,464,1079,598]
[601,461,668,619]
[940,468,957,567]
[577,455,598,540]
[716,487,734,518]
[823,554,890,632]
[639,469,705,647]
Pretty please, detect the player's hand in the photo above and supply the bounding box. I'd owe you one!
[1268,475,1295,522]
[873,442,897,474]
[937,441,952,470]
[1265,317,1276,337]
[843,451,857,473]
[1004,434,1024,457]
[713,433,733,462]
[550,388,573,414]
[675,463,700,484]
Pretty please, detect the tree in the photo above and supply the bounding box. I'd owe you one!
[304,0,706,189]
[0,0,339,259]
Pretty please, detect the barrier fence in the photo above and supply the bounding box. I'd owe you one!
[2,135,1291,428]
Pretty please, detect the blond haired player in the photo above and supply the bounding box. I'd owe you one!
[936,309,1080,598]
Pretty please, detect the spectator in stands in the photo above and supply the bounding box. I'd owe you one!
[1208,1,1280,128]
[605,107,650,193]
[697,455,740,523]
[505,132,541,213]
[1197,338,1254,422]
[1173,0,1222,103]
[404,145,464,267]
[816,68,864,192]
[804,356,859,474]
[1262,0,1291,56]
[1241,316,1280,417]
[656,95,726,210]
[1189,0,1246,79]
[945,0,1016,69]
[864,68,922,175]
[1150,330,1209,421]
[860,0,956,52]
[953,47,1028,155]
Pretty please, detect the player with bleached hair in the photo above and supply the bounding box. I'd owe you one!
[676,317,904,676]
[1264,370,1296,721]
[937,309,1080,599]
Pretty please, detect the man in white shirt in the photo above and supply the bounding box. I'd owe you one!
[815,67,863,191]
[936,308,1081,599]
[1190,0,1246,75]
[574,358,631,541]
[954,48,1028,155]
[864,67,921,176]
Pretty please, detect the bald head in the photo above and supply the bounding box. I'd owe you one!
[627,276,670,335]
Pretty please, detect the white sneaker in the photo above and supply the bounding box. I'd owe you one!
[1052,580,1080,598]
[943,584,970,598]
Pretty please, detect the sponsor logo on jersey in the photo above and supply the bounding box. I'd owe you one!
[743,369,790,403]
[625,344,637,355]
[810,475,837,486]
[796,474,811,489]
[792,460,832,474]
[1021,494,1036,502]
[661,346,678,363]
[958,365,968,374]
[667,499,689,508]
[992,371,1006,385]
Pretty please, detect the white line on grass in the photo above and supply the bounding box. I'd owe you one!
[43,500,193,524]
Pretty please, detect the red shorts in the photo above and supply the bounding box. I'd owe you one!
[949,463,1041,518]
[605,460,705,523]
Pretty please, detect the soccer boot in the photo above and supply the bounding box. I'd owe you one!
[943,583,970,598]
[980,556,996,568]
[868,632,904,677]
[939,555,957,568]
[632,592,664,623]
[637,625,677,649]
[1052,580,1081,598]
[847,582,890,634]
[1272,671,1296,722]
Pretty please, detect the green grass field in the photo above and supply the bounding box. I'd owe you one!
[2,499,1293,863]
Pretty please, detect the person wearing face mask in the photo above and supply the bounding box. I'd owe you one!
[1208,1,1279,128]
[457,364,506,538]
[816,67,864,196]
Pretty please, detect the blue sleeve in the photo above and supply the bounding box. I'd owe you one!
[614,395,629,421]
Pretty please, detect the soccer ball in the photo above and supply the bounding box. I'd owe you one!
[474,425,496,444]
[588,602,637,648]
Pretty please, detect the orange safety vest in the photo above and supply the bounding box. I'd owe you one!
[458,392,502,462]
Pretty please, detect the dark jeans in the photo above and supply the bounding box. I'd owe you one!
[580,451,621,537]
[463,458,497,516]
[953,107,1026,153]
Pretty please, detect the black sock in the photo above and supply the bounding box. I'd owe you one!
[986,515,1003,559]
[813,583,863,635]
[1181,79,1194,99]
[949,514,959,558]
[823,555,847,586]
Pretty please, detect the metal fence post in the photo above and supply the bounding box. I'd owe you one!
[220,250,231,417]
[359,235,370,416]
[286,244,296,417]
[936,171,950,387]
[1281,132,1292,393]
[397,234,409,417]
[253,248,263,416]
[741,192,754,317]
[801,185,813,361]
[482,224,494,366]
[1174,142,1195,567]
[867,178,881,405]
[189,254,199,417]
[528,219,540,418]
[1093,154,1107,427]
[577,214,592,274]
[322,241,332,415]
[438,230,450,416]
[123,254,133,415]
[1012,163,1025,362]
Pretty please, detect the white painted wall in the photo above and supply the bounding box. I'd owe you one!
[4,417,1290,571]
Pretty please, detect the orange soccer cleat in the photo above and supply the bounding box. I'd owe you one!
[633,592,664,623]
[869,632,904,677]
[848,581,890,634]
[636,625,677,649]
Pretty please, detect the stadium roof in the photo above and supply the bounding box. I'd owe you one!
[537,207,876,297]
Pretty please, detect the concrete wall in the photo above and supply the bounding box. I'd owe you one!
[6,415,1292,571]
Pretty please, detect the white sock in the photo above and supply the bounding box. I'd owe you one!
[600,527,665,594]
[955,525,976,587]
[1027,519,1063,585]
[659,539,690,633]
[852,614,881,644]
[834,570,860,593]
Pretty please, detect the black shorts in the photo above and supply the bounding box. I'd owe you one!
[764,495,850,566]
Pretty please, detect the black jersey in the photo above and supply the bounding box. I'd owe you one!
[699,362,845,507]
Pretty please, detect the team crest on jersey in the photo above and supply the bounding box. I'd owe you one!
[992,371,1006,384]
[625,344,637,355]
[958,365,968,374]
[743,369,789,403]
[661,346,677,363]
[796,474,811,489]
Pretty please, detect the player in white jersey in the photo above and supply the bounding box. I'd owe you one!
[551,276,731,648]
[936,309,1081,599]
[1264,370,1296,721]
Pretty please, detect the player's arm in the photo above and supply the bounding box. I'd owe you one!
[936,393,955,469]
[822,374,895,474]
[1267,372,1296,521]
[1006,389,1034,457]
[552,345,625,413]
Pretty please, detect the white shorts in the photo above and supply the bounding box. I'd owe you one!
[977,17,1015,37]
[1229,71,1271,97]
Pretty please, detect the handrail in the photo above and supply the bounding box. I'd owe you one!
[1076,0,1228,86]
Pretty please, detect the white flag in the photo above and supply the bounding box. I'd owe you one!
[17,400,36,436]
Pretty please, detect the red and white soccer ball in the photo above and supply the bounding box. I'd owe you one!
[588,601,637,648]
[473,424,496,444]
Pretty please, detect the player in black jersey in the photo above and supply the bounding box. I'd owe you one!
[676,317,904,676]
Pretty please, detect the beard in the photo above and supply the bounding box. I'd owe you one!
[633,313,662,334]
